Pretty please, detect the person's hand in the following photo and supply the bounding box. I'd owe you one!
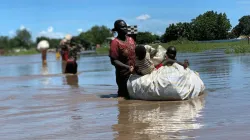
[165,55,169,60]
[183,59,189,69]
[129,66,134,73]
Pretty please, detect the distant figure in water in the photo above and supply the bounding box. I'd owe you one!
[59,35,82,74]
[37,40,50,66]
[60,38,69,62]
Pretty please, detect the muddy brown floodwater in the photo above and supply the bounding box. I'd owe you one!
[1,50,250,140]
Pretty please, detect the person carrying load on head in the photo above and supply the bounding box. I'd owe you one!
[64,36,83,74]
[37,40,50,66]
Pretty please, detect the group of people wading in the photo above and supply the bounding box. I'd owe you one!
[58,35,82,74]
[109,20,189,99]
[38,34,82,75]
[38,19,189,99]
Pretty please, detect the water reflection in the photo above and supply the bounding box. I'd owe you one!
[61,61,67,73]
[178,50,232,91]
[40,64,50,86]
[113,96,205,140]
[65,75,79,87]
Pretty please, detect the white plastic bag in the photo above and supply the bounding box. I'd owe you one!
[37,40,50,51]
[127,63,205,101]
[143,45,166,66]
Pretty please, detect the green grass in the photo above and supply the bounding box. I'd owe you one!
[96,46,110,55]
[3,48,40,56]
[96,39,250,54]
[224,44,250,54]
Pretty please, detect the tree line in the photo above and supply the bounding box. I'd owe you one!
[161,11,250,42]
[0,25,113,51]
[0,10,250,51]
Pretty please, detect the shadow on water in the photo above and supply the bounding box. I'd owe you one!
[99,94,118,98]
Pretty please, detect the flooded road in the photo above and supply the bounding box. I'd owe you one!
[1,50,250,140]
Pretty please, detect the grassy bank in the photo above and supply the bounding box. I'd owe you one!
[3,48,40,56]
[95,47,110,55]
[96,39,250,54]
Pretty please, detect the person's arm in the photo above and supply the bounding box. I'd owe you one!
[109,39,133,71]
[133,65,142,75]
[110,58,130,69]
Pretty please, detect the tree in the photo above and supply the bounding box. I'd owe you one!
[15,29,32,49]
[152,34,160,41]
[232,15,250,37]
[79,25,112,45]
[192,11,231,40]
[8,38,19,49]
[72,35,91,50]
[136,32,157,44]
[215,13,232,39]
[162,23,179,42]
[36,36,50,44]
[49,38,61,48]
[79,38,91,50]
[227,31,237,39]
[0,36,9,49]
[161,22,194,42]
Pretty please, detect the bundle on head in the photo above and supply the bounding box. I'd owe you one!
[37,40,50,51]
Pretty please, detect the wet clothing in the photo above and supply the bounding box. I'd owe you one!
[60,45,69,61]
[60,44,81,74]
[65,59,78,74]
[66,45,82,74]
[68,45,81,60]
[109,36,136,98]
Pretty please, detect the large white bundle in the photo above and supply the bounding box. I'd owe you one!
[144,45,166,66]
[127,63,205,101]
[37,40,50,51]
[65,34,72,41]
[60,39,67,45]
